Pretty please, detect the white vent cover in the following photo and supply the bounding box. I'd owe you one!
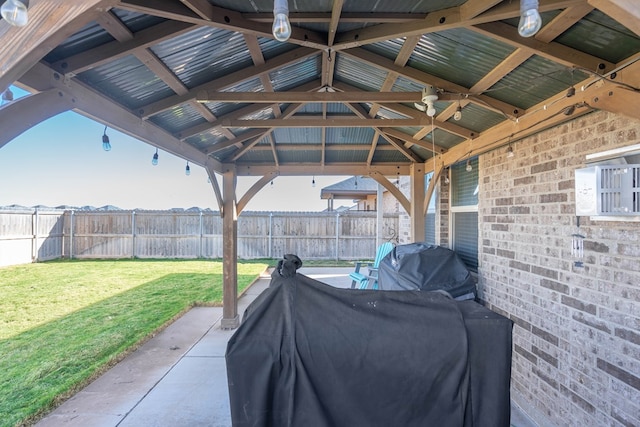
[575,165,640,216]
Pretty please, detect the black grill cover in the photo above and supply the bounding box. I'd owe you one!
[226,272,513,427]
[377,243,477,300]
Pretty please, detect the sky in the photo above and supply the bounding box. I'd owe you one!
[0,87,347,212]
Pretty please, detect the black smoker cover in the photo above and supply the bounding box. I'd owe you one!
[377,243,477,300]
[225,270,512,427]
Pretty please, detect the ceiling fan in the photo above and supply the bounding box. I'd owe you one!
[414,85,439,117]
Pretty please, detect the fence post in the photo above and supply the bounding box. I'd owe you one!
[335,212,340,261]
[131,211,136,259]
[199,211,203,258]
[31,208,38,262]
[70,210,74,259]
[268,212,273,258]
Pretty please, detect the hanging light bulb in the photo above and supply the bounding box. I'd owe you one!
[151,149,159,166]
[2,87,14,104]
[1,0,29,27]
[518,0,542,37]
[102,126,111,151]
[185,161,191,176]
[444,169,450,185]
[453,104,462,121]
[312,176,316,187]
[272,0,291,42]
[354,176,358,188]
[466,159,473,172]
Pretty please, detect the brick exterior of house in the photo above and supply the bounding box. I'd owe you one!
[398,110,640,426]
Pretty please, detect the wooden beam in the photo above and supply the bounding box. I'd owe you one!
[95,9,134,42]
[588,0,640,36]
[328,0,344,47]
[331,0,584,50]
[460,0,504,20]
[221,118,434,128]
[119,0,328,50]
[177,80,322,140]
[236,172,277,214]
[342,48,522,118]
[0,90,74,149]
[20,62,216,169]
[471,21,616,73]
[235,164,412,177]
[424,162,444,216]
[140,47,318,118]
[0,0,117,93]
[196,91,453,103]
[535,3,595,43]
[369,171,411,214]
[242,12,428,23]
[51,20,196,75]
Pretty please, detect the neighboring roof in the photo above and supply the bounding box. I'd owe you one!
[1,1,639,186]
[321,176,379,200]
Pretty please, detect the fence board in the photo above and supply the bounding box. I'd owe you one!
[0,210,398,266]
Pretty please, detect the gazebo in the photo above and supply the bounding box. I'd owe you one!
[1,2,640,424]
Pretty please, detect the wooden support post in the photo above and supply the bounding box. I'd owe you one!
[410,163,426,242]
[221,168,239,329]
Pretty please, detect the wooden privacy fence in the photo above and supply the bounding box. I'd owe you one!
[0,209,399,267]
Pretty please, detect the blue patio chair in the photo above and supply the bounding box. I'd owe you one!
[349,241,394,290]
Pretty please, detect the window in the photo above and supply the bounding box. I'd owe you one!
[450,157,478,270]
[424,172,436,244]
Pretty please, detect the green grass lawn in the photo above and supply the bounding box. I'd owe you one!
[0,259,269,427]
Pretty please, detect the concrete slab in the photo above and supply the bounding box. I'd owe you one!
[36,267,537,427]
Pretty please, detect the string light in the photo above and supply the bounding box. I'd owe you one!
[151,149,159,166]
[453,103,462,121]
[272,0,291,42]
[312,176,316,187]
[518,0,542,37]
[101,126,111,151]
[1,0,29,27]
[185,161,191,176]
[466,158,473,172]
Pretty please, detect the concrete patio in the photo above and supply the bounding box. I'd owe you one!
[35,267,536,427]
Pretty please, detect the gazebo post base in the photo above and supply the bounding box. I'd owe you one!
[221,315,239,330]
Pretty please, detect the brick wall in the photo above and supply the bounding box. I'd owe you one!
[479,110,640,426]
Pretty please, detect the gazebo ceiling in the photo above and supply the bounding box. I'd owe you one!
[1,0,640,180]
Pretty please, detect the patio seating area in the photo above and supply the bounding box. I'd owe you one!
[34,267,535,427]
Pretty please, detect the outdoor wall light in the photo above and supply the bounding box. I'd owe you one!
[506,144,514,158]
[152,149,159,166]
[185,161,191,176]
[1,0,29,27]
[272,0,291,42]
[518,0,542,38]
[102,126,111,152]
